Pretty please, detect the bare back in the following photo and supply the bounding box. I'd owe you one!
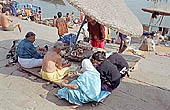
[0,13,11,28]
[42,50,62,73]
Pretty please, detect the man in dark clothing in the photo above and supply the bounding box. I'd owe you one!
[91,52,121,91]
[16,32,44,68]
[91,51,129,91]
[108,52,129,77]
[96,60,121,91]
[108,52,129,71]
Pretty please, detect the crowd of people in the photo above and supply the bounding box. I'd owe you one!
[0,0,42,32]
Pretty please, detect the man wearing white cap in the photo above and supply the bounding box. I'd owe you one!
[41,41,72,82]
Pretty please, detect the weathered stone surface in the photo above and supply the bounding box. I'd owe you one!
[0,17,170,110]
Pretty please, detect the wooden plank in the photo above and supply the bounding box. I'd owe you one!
[16,63,78,87]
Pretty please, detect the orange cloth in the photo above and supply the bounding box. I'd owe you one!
[56,18,68,36]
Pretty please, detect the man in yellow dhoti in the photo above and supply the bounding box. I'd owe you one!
[41,41,72,82]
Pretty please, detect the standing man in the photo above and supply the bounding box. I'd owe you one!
[0,7,21,32]
[16,32,44,68]
[56,12,68,38]
[118,33,128,53]
[87,16,105,49]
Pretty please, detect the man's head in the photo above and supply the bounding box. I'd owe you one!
[57,12,62,18]
[2,7,10,14]
[25,32,36,43]
[91,51,106,65]
[71,11,74,15]
[53,41,65,53]
[66,13,69,16]
[54,15,57,19]
[87,16,96,25]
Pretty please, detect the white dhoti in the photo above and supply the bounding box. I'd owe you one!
[18,57,43,68]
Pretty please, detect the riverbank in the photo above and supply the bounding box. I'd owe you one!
[0,17,170,110]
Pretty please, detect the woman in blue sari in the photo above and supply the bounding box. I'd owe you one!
[57,59,111,108]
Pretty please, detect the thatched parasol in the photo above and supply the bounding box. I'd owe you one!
[142,3,170,16]
[67,0,143,37]
[41,0,65,5]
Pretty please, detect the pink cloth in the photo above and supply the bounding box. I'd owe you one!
[155,52,170,58]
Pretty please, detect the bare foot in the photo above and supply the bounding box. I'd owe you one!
[71,105,79,109]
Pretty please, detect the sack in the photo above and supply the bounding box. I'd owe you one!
[58,33,77,46]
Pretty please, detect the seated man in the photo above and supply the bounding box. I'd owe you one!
[0,7,21,32]
[93,51,129,78]
[41,41,72,82]
[16,32,44,68]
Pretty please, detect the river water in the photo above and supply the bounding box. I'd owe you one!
[16,0,170,28]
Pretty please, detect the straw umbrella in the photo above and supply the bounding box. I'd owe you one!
[41,0,65,5]
[67,0,143,37]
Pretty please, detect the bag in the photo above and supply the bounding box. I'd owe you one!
[6,40,20,64]
[58,33,77,46]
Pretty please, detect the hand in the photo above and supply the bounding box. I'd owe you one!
[66,62,72,67]
[36,47,45,51]
[100,39,105,42]
[62,62,72,68]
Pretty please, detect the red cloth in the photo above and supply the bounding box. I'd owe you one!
[78,12,85,24]
[88,22,105,48]
[91,40,105,49]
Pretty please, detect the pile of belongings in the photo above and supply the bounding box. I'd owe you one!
[58,33,93,62]
[64,40,93,62]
